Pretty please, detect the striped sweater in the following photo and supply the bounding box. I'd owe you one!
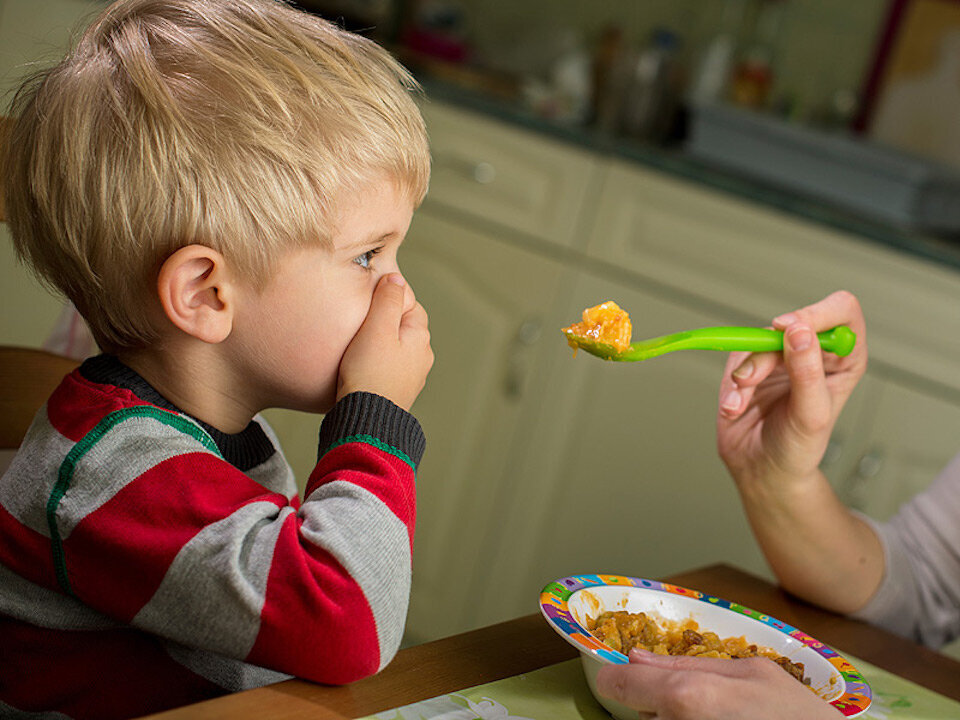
[0,355,424,719]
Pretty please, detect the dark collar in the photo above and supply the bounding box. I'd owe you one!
[79,354,276,472]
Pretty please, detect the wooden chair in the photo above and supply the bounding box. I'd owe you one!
[0,346,79,451]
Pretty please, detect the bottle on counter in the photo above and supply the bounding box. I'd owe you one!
[620,27,682,143]
[591,24,629,133]
[688,0,748,107]
[730,0,787,110]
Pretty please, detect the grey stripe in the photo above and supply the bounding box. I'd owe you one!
[163,641,290,691]
[56,415,212,539]
[0,562,120,631]
[247,418,296,496]
[0,406,75,536]
[133,502,293,659]
[299,480,412,669]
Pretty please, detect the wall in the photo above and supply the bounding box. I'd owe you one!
[0,0,103,348]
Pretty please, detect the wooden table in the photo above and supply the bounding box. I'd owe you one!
[145,563,960,719]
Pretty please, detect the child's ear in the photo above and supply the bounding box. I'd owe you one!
[156,245,235,344]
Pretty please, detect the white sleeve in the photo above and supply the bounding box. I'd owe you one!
[852,453,960,648]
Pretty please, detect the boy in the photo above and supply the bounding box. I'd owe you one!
[0,0,433,718]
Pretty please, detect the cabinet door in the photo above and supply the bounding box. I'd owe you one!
[837,376,960,521]
[398,209,566,644]
[475,270,773,628]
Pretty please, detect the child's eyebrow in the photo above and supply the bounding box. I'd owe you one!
[340,232,397,252]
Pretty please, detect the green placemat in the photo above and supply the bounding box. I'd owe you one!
[366,655,960,720]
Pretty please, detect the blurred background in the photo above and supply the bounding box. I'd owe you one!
[3,0,960,658]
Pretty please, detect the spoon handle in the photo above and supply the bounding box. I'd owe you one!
[618,325,856,361]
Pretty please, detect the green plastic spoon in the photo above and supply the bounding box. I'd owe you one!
[562,325,857,362]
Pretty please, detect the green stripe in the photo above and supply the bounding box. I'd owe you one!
[323,433,415,471]
[48,406,220,595]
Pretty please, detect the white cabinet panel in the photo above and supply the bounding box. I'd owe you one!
[399,209,567,643]
[586,161,960,393]
[420,102,600,249]
[473,271,771,629]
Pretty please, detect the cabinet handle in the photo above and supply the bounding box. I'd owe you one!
[856,450,884,479]
[471,161,496,185]
[844,449,885,511]
[503,319,542,400]
[435,155,497,185]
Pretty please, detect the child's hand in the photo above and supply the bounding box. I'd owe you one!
[716,290,868,491]
[337,273,433,411]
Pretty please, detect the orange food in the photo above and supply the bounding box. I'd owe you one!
[588,610,808,686]
[562,301,632,353]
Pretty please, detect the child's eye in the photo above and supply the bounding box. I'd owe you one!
[353,247,382,270]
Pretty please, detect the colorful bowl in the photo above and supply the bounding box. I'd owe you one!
[540,574,872,719]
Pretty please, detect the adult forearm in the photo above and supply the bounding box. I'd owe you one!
[736,469,884,614]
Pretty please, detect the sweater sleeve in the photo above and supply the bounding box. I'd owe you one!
[851,453,960,648]
[54,392,423,685]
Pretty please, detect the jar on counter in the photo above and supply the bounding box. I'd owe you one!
[620,28,682,143]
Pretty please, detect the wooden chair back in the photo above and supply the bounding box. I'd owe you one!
[0,346,80,449]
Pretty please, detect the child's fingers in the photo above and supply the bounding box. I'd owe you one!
[363,273,408,336]
[399,301,430,336]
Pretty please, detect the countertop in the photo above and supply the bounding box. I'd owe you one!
[141,563,960,719]
[416,74,960,274]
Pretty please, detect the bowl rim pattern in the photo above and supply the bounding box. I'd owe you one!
[539,573,872,717]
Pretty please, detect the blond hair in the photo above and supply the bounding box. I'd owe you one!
[3,0,430,350]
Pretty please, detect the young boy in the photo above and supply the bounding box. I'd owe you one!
[0,1,433,718]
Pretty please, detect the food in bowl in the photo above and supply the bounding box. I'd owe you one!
[562,301,632,353]
[587,610,808,685]
[540,575,872,719]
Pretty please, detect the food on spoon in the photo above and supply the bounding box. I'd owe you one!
[588,610,809,686]
[562,301,632,354]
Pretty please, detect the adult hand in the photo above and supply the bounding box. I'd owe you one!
[716,290,868,491]
[337,273,433,411]
[595,649,840,720]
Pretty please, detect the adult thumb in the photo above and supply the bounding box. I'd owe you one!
[783,323,831,435]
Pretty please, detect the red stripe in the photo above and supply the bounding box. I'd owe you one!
[0,503,59,590]
[46,372,150,442]
[307,442,416,545]
[0,615,222,720]
[247,513,381,683]
[64,453,286,621]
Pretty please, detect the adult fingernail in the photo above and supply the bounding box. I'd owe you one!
[721,389,741,412]
[773,313,797,327]
[733,359,753,380]
[788,326,812,351]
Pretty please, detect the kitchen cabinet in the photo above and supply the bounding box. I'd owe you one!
[834,377,960,521]
[398,209,569,644]
[475,269,772,628]
[396,103,601,644]
[402,101,960,642]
